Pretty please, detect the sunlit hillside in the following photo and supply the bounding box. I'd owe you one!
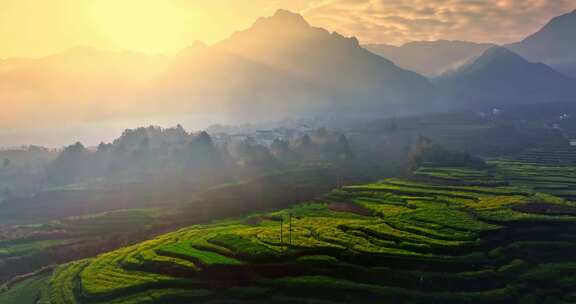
[1,3,576,304]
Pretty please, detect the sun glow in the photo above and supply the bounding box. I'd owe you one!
[88,0,213,53]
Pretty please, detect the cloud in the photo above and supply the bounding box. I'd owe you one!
[295,0,576,45]
[0,0,573,58]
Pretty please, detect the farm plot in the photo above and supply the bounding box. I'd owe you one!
[415,158,576,202]
[36,173,576,303]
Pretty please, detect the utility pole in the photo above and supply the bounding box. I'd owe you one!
[280,217,283,245]
[336,170,346,188]
[289,213,292,246]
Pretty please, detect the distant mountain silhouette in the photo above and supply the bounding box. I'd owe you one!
[508,9,576,79]
[365,40,494,77]
[0,58,32,75]
[436,47,576,105]
[155,9,437,119]
[0,46,167,91]
[0,47,168,127]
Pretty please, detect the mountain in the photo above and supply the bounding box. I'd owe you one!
[0,58,32,75]
[0,47,169,128]
[0,10,439,145]
[0,47,167,96]
[436,46,576,105]
[507,9,576,79]
[365,40,494,77]
[154,9,437,119]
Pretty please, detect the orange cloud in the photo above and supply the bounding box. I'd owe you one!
[299,0,576,45]
[0,0,573,58]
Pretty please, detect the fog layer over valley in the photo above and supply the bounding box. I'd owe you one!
[0,10,437,147]
[2,7,576,304]
[2,9,576,147]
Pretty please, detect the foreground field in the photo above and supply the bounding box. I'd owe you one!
[0,166,350,286]
[19,166,576,304]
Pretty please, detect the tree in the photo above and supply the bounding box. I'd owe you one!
[2,159,10,169]
[385,117,399,132]
[295,134,316,160]
[270,139,297,162]
[406,137,486,174]
[185,132,223,179]
[46,142,90,185]
[336,134,353,161]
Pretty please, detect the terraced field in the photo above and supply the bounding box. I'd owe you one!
[28,175,576,303]
[512,147,576,166]
[415,156,576,201]
[0,272,52,304]
[0,208,171,285]
[491,160,576,201]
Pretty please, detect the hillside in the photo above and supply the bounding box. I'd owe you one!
[0,47,169,129]
[507,9,576,79]
[365,40,493,77]
[0,10,439,138]
[20,159,576,303]
[365,9,576,80]
[436,47,576,105]
[0,58,32,75]
[154,9,437,119]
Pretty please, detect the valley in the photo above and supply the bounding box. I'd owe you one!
[25,156,576,303]
[1,5,576,303]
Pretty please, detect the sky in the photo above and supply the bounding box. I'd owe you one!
[0,0,575,58]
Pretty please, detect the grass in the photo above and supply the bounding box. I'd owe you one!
[158,242,243,266]
[0,239,74,258]
[0,273,51,304]
[30,161,576,303]
[39,260,89,304]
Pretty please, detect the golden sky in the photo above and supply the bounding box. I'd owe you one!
[0,0,575,58]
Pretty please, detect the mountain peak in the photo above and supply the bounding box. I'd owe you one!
[526,8,576,41]
[473,47,526,66]
[481,46,519,59]
[272,9,307,23]
[437,43,576,105]
[441,47,527,79]
[65,45,101,55]
[190,40,207,49]
[505,9,576,79]
[254,9,309,28]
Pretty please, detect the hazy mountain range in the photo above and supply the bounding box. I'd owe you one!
[507,9,576,80]
[0,58,33,75]
[0,47,169,129]
[153,10,436,119]
[1,8,576,146]
[366,9,576,81]
[0,10,437,134]
[436,47,576,105]
[364,41,494,77]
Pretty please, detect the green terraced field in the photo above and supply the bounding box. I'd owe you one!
[415,156,576,202]
[490,160,576,201]
[33,173,576,303]
[0,273,51,304]
[512,148,576,166]
[0,239,74,259]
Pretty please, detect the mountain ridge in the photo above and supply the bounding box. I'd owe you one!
[507,9,576,79]
[154,9,438,119]
[437,46,576,105]
[365,40,494,77]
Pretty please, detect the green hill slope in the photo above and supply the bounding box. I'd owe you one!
[31,168,576,303]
